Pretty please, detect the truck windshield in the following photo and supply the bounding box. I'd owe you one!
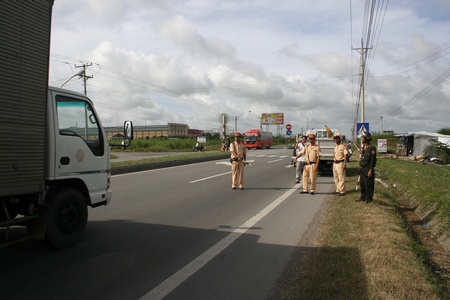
[56,96,104,156]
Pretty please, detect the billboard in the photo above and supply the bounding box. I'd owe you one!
[261,113,284,125]
[378,139,387,153]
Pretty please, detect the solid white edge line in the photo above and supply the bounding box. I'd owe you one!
[140,185,300,300]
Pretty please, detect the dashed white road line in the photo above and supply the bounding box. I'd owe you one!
[190,171,231,183]
[267,159,283,164]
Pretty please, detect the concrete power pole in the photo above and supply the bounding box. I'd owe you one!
[75,63,93,95]
[352,39,372,137]
[380,116,383,135]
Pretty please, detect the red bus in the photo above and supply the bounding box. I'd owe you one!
[244,129,273,149]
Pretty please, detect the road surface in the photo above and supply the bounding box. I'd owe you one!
[1,148,334,299]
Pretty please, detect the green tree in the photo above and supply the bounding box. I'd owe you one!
[433,128,450,163]
[437,127,450,135]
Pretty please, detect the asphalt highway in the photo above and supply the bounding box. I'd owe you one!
[1,148,334,299]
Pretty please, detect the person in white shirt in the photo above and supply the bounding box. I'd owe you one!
[294,135,308,183]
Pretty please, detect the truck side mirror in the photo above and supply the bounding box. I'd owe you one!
[123,120,133,149]
[124,120,133,141]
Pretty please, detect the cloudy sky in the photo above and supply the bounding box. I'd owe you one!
[49,0,450,138]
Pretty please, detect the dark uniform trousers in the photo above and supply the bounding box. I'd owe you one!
[359,144,376,202]
[360,167,375,201]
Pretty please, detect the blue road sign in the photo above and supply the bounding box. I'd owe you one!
[357,122,370,136]
[286,129,292,136]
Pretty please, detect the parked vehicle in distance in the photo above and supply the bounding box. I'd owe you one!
[244,129,273,149]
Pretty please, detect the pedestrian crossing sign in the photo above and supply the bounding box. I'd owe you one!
[357,122,369,137]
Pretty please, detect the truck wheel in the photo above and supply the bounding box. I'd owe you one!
[45,188,88,249]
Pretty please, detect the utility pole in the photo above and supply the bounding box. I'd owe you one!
[352,39,372,136]
[380,116,383,135]
[75,63,93,95]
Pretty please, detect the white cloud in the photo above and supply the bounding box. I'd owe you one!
[49,0,450,136]
[156,15,236,60]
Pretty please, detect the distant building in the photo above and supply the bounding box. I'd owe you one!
[372,130,394,136]
[105,123,203,140]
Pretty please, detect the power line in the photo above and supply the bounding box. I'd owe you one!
[372,47,450,77]
[383,66,450,118]
[351,0,390,138]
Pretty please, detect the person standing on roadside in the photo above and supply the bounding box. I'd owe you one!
[230,132,247,190]
[356,131,377,203]
[332,133,348,196]
[296,133,321,195]
[221,135,231,152]
[294,135,308,183]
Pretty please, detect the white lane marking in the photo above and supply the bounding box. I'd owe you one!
[190,171,231,183]
[140,185,299,300]
[268,159,283,164]
[214,160,255,167]
[112,160,222,177]
[268,155,278,157]
[191,159,256,183]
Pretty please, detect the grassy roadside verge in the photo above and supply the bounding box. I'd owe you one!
[279,157,450,299]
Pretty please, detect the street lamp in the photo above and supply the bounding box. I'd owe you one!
[235,110,251,132]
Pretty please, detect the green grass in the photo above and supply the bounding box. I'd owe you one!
[279,157,450,299]
[111,138,219,152]
[111,136,288,153]
[377,157,450,234]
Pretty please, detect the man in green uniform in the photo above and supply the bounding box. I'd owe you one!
[356,131,377,203]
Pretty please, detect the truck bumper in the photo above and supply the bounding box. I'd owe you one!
[90,188,112,208]
[105,188,112,205]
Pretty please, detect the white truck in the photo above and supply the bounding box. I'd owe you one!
[0,1,132,248]
[308,128,338,172]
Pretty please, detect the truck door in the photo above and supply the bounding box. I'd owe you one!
[52,93,110,205]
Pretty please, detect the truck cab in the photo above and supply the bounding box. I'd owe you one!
[48,87,112,207]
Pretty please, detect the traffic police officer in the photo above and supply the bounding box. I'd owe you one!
[357,131,377,203]
[332,133,348,196]
[297,133,321,195]
[230,132,247,190]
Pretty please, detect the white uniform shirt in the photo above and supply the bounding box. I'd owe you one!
[296,142,308,162]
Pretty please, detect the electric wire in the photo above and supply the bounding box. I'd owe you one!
[383,67,450,118]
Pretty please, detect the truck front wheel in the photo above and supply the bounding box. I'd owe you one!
[45,188,88,249]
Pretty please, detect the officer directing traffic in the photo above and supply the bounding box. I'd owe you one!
[230,132,247,190]
[357,131,377,203]
[332,133,348,196]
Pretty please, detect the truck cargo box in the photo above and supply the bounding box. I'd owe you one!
[0,0,54,197]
